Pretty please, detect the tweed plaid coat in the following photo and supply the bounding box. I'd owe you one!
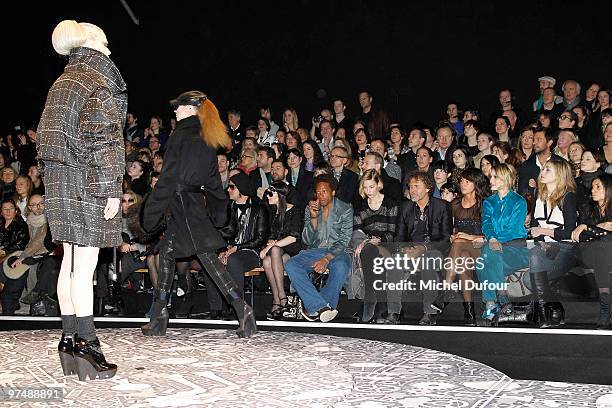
[37,47,127,248]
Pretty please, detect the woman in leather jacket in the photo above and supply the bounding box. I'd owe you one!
[0,198,30,314]
[572,173,612,329]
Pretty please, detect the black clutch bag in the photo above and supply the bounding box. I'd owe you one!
[579,225,610,242]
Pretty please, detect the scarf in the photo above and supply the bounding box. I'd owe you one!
[27,213,47,228]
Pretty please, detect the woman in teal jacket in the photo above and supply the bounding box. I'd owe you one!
[478,163,528,323]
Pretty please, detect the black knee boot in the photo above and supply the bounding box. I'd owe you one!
[197,252,257,338]
[142,237,175,336]
[597,292,610,330]
[530,271,564,328]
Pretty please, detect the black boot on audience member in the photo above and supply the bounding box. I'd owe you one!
[530,271,563,328]
[597,292,610,330]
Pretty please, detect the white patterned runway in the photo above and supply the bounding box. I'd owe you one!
[0,328,611,407]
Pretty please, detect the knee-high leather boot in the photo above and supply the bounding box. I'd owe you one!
[196,252,257,338]
[530,271,564,328]
[142,237,175,336]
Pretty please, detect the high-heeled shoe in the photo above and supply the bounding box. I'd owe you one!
[73,337,117,381]
[233,300,257,338]
[479,303,499,327]
[266,303,281,321]
[463,302,476,326]
[58,333,76,376]
[141,306,169,336]
[267,297,289,320]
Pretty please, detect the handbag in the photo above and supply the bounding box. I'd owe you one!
[579,225,611,242]
[506,268,532,298]
[497,302,534,324]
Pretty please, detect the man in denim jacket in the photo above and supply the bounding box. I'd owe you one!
[285,174,353,322]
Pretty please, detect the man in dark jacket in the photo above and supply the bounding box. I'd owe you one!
[329,146,359,206]
[286,149,314,208]
[205,173,270,319]
[517,127,565,199]
[397,171,452,325]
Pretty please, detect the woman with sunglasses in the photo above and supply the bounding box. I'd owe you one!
[118,191,146,292]
[260,181,303,320]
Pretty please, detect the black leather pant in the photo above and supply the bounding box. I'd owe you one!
[155,234,241,305]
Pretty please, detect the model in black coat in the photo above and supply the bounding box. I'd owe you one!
[141,91,256,338]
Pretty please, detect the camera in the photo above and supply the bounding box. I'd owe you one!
[312,115,323,123]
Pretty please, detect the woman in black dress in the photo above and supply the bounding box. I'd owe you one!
[260,181,303,320]
[142,90,257,338]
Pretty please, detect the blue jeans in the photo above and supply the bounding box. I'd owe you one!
[285,248,350,314]
[478,242,528,303]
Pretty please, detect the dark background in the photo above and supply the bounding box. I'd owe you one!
[2,0,610,133]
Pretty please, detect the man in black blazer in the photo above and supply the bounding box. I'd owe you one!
[329,146,359,206]
[517,127,565,199]
[286,148,314,208]
[362,152,402,202]
[397,171,452,325]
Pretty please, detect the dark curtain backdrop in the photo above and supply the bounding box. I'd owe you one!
[2,0,610,133]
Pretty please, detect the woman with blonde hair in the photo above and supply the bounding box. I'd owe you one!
[142,90,256,338]
[352,169,399,323]
[477,163,528,324]
[38,19,126,380]
[283,108,299,132]
[13,175,33,220]
[529,159,578,328]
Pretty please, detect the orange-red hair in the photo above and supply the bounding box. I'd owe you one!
[197,98,232,150]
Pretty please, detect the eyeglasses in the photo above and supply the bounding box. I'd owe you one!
[559,115,572,121]
[329,154,347,159]
[28,202,44,208]
[228,184,237,190]
[122,199,135,203]
[241,155,254,159]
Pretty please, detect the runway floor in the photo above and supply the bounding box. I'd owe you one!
[1,328,612,407]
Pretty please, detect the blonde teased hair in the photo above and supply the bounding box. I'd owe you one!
[197,99,232,150]
[537,159,576,209]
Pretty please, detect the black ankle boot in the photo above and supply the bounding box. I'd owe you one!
[546,301,565,327]
[231,298,257,338]
[141,306,169,336]
[597,293,610,330]
[73,337,117,381]
[58,333,76,376]
[463,302,476,326]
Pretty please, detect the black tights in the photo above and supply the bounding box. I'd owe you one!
[262,246,289,309]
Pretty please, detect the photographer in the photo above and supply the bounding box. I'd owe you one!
[309,108,333,142]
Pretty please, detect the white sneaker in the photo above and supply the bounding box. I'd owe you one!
[319,308,338,323]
